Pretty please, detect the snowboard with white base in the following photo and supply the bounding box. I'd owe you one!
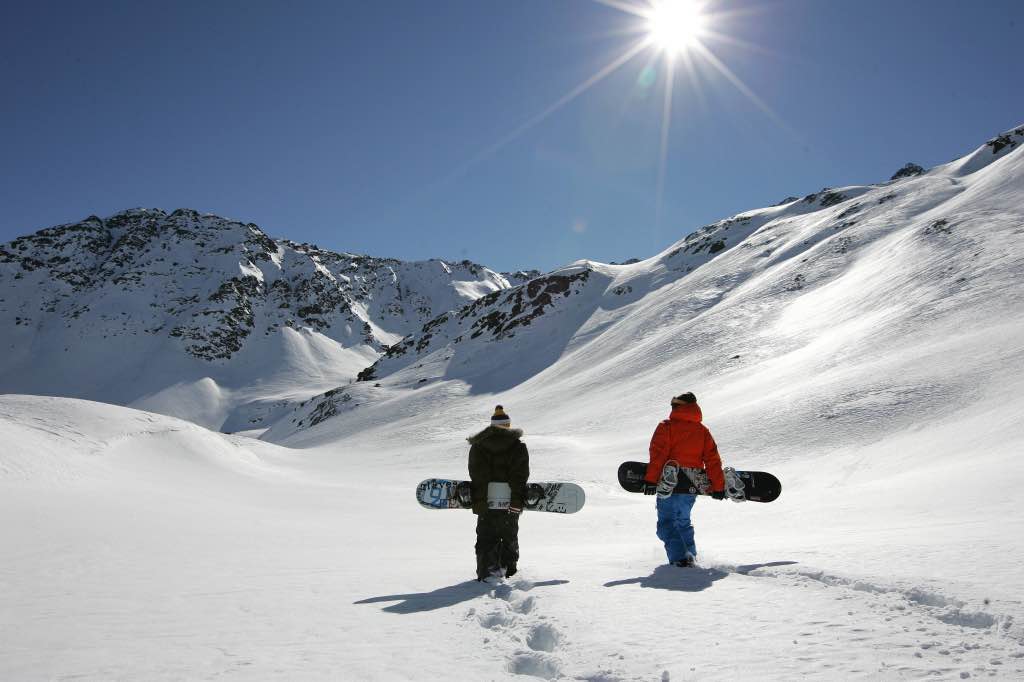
[416,479,586,514]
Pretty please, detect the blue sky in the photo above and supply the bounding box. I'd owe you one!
[1,0,1021,273]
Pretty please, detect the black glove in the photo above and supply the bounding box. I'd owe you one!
[710,491,726,500]
[641,483,657,496]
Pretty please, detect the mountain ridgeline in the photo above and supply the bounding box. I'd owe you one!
[270,124,1024,442]
[1,124,1022,438]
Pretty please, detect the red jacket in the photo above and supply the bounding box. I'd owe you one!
[645,403,725,492]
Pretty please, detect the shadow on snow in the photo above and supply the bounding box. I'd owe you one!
[603,561,799,592]
[355,578,569,614]
[732,560,799,574]
[604,564,729,592]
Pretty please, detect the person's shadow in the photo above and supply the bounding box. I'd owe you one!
[604,561,799,592]
[355,579,569,614]
[604,564,729,592]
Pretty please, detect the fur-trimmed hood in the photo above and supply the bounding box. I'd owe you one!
[467,425,524,446]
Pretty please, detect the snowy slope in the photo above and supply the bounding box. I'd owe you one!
[3,125,1024,680]
[0,209,510,430]
[269,125,1024,453]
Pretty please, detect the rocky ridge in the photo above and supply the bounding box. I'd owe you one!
[0,208,510,363]
[0,209,516,429]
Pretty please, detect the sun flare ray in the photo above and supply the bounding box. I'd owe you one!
[425,39,650,192]
[691,41,796,137]
[591,0,650,19]
[655,56,676,235]
[669,36,708,117]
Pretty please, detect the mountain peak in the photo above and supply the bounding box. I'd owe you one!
[0,209,514,429]
[890,163,925,180]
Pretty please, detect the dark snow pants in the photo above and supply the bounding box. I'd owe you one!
[475,510,520,579]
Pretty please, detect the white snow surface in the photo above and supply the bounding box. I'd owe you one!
[3,125,1024,680]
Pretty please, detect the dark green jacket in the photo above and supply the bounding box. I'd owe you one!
[467,426,529,515]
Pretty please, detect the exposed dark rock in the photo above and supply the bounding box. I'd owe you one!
[502,269,543,285]
[835,203,862,221]
[986,127,1024,155]
[923,219,952,235]
[890,163,925,180]
[1,209,510,363]
[355,269,593,381]
[802,188,847,208]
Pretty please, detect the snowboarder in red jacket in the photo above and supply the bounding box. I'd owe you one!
[643,392,725,567]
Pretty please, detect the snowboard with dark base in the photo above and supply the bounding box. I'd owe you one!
[416,479,586,514]
[618,461,781,503]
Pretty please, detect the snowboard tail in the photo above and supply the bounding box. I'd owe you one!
[617,461,781,503]
[416,479,585,514]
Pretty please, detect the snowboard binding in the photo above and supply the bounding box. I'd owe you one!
[524,483,545,509]
[657,461,679,498]
[723,467,745,502]
[456,481,473,508]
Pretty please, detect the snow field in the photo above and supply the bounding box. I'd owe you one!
[3,396,1023,680]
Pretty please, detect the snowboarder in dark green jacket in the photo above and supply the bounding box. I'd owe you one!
[468,405,529,581]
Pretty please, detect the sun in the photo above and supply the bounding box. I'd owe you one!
[645,0,708,55]
[441,0,782,237]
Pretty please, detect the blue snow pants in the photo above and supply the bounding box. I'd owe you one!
[656,494,697,563]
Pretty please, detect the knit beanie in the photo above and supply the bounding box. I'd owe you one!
[491,405,511,427]
[671,392,697,407]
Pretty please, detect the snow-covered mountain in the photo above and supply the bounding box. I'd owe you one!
[271,124,1024,448]
[0,208,510,429]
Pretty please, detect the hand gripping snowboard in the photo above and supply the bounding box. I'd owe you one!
[416,479,585,514]
[618,461,781,503]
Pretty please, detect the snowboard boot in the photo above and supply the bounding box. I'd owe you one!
[672,554,696,568]
[480,565,505,584]
[657,461,680,499]
[477,564,503,582]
